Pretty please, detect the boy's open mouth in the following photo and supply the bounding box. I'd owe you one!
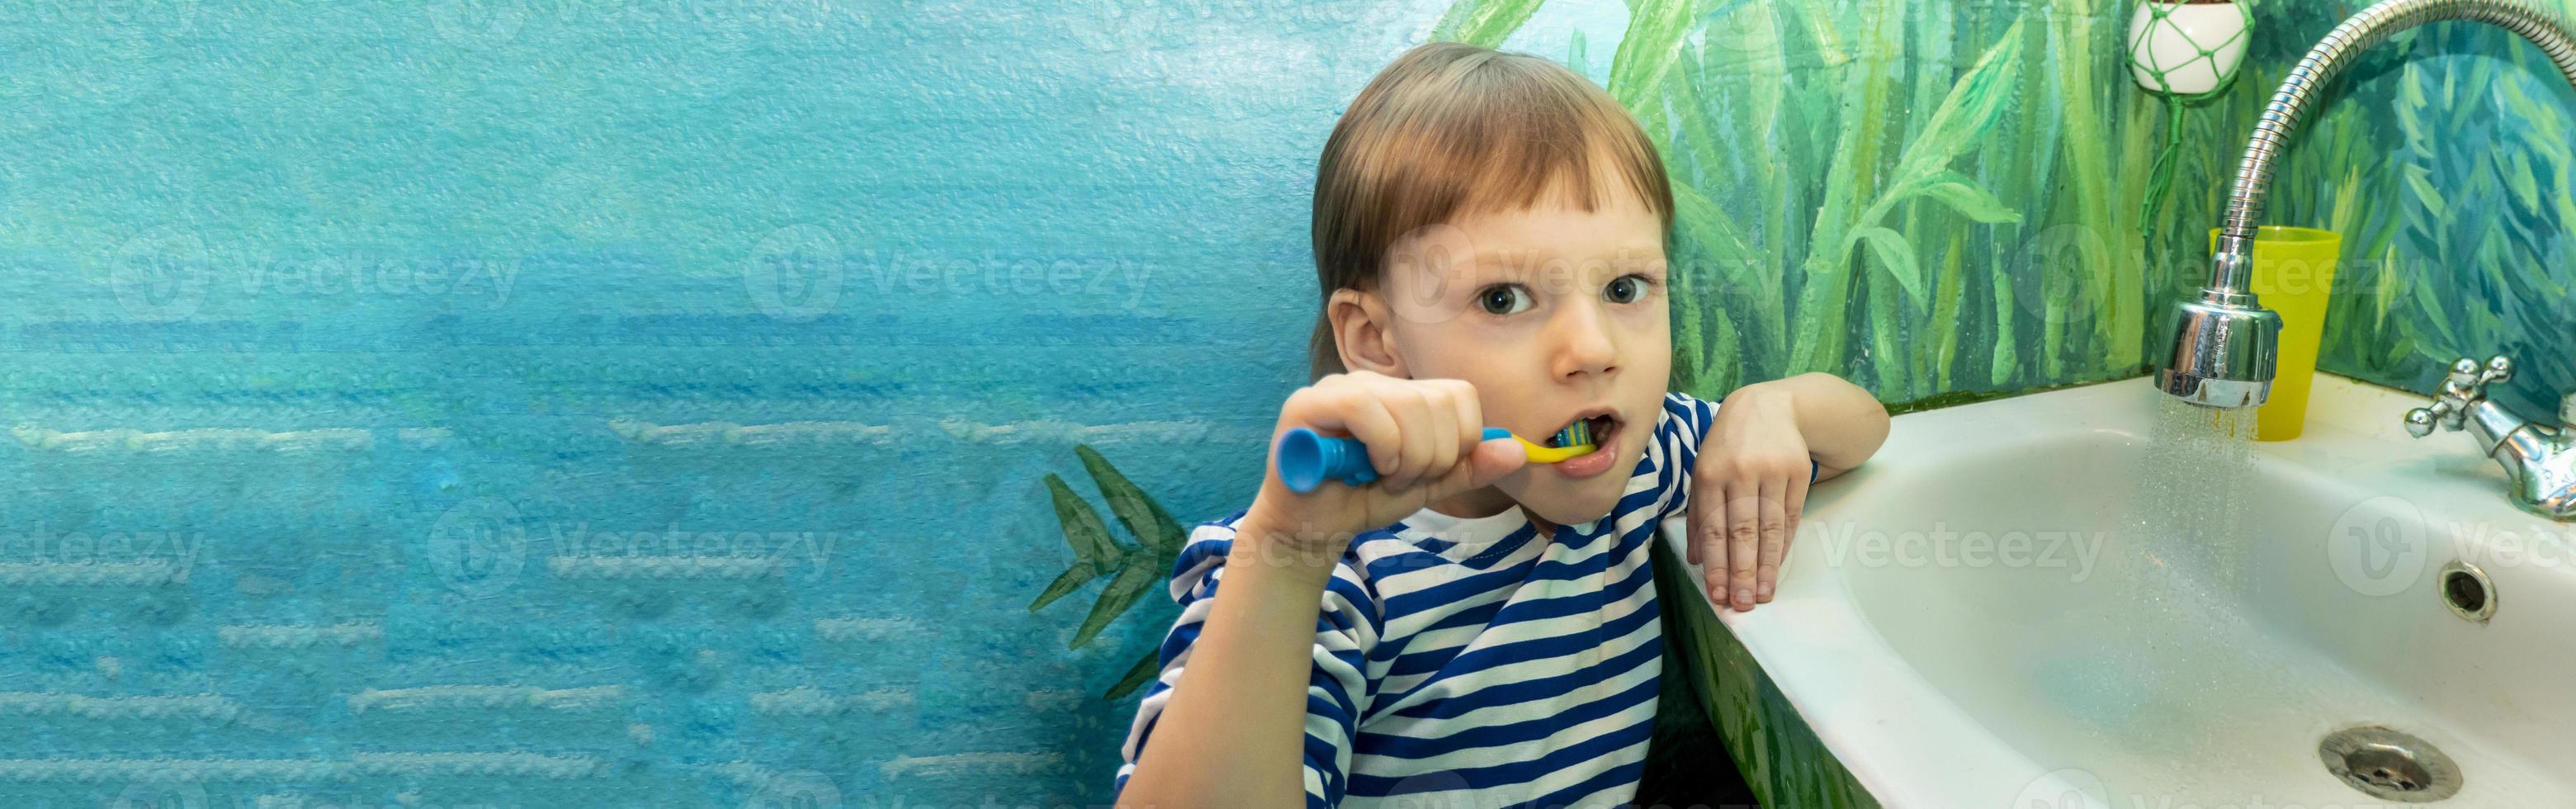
[1549,413,1621,452]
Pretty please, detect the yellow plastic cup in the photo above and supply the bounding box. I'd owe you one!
[2209,226,2342,441]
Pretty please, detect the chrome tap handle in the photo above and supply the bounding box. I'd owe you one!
[2406,400,2459,438]
[2436,355,2511,398]
[2406,356,2512,438]
[2446,356,2512,397]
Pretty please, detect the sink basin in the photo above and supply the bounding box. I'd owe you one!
[1661,375,2576,807]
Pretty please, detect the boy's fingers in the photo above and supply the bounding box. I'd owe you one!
[1387,391,1434,490]
[1726,485,1760,611]
[1686,468,1725,567]
[1756,478,1786,603]
[1450,383,1484,452]
[1423,391,1461,487]
[1465,438,1526,489]
[1772,474,1810,603]
[1424,439,1524,504]
[1332,394,1402,482]
[1698,504,1728,605]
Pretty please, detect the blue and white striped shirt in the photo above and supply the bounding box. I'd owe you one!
[1115,392,1718,808]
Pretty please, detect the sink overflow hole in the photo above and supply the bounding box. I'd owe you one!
[2443,573,2484,613]
[2439,560,2496,623]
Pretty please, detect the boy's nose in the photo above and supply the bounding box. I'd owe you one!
[1548,304,1619,380]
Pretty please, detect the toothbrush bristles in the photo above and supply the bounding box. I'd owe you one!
[1552,419,1593,448]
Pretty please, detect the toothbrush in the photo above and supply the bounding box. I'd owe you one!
[1274,421,1597,493]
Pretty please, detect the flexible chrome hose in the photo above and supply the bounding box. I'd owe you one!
[2209,0,2576,291]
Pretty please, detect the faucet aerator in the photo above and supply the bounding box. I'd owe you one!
[2156,292,2282,409]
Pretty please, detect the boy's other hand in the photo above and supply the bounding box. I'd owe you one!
[1242,371,1528,567]
[1686,383,1810,613]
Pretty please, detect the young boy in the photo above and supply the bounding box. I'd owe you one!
[1113,42,1889,808]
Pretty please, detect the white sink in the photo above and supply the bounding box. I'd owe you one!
[1662,375,2576,807]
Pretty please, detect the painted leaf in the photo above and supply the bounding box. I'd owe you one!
[2416,265,2463,348]
[1431,0,1548,48]
[1606,0,1696,111]
[1889,15,2027,184]
[2501,150,2540,212]
[1028,563,1096,613]
[1902,172,2021,224]
[1850,226,1925,305]
[1070,555,1160,650]
[1104,649,1162,700]
[1672,181,1760,261]
[1765,0,1846,66]
[1568,27,1589,78]
[1045,473,1119,567]
[2403,166,2448,223]
[1076,445,1184,556]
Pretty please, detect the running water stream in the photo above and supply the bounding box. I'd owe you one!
[2139,396,2262,590]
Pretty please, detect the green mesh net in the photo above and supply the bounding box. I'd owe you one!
[2131,0,2256,234]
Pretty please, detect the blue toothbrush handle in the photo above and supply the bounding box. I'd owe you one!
[1275,427,1517,493]
[1274,428,1375,492]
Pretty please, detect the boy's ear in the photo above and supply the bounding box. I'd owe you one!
[1328,287,1408,378]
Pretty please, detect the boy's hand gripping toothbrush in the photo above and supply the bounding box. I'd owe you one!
[1275,420,1598,493]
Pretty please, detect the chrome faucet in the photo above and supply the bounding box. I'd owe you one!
[2155,0,2576,409]
[2404,356,2576,520]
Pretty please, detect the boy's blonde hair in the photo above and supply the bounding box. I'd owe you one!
[1308,41,1675,380]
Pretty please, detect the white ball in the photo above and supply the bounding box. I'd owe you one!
[2129,2,2252,96]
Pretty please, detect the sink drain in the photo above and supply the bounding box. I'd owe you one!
[2319,726,2461,802]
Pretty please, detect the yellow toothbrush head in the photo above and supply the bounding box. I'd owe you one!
[1515,419,1597,463]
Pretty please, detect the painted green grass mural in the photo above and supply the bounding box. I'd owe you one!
[2260,5,2576,417]
[1440,0,2199,405]
[1436,0,2576,411]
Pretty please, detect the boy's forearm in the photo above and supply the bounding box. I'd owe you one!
[1118,517,1335,809]
[1756,372,1889,471]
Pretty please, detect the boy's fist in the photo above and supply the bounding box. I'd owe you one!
[1242,371,1527,561]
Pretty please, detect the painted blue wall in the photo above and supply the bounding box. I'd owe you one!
[0,1,1483,805]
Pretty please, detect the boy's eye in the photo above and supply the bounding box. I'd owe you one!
[1605,275,1648,304]
[1477,284,1533,315]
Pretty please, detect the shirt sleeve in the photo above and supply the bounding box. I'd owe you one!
[1113,517,1383,808]
[1644,391,1720,522]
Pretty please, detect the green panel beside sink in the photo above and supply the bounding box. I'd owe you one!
[1652,539,1880,809]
